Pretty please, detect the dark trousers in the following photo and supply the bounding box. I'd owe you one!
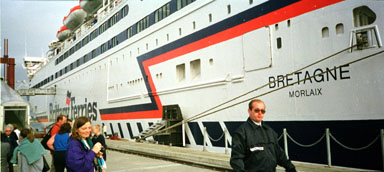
[53,151,67,172]
[8,162,13,172]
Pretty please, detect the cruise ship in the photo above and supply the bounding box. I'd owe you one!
[25,0,384,170]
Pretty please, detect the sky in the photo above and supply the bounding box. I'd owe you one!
[1,0,77,89]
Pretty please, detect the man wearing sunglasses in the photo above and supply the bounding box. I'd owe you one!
[230,99,296,172]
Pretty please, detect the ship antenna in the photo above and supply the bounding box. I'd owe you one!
[24,34,27,57]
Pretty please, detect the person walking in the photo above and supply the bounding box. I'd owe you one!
[47,123,72,172]
[92,124,107,161]
[230,99,296,172]
[10,128,46,172]
[2,124,18,172]
[1,132,11,172]
[49,115,67,172]
[66,117,103,172]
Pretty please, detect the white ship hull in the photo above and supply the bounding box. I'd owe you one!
[29,0,384,169]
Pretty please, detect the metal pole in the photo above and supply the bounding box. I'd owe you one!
[326,128,332,167]
[203,127,207,151]
[225,128,228,154]
[283,128,289,159]
[381,129,384,172]
[182,120,185,147]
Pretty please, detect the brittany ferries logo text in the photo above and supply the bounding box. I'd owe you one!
[49,91,98,121]
[268,65,351,98]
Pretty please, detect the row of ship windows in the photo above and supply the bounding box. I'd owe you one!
[55,5,129,65]
[34,0,196,88]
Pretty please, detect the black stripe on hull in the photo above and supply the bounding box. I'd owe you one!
[126,123,134,139]
[118,123,124,138]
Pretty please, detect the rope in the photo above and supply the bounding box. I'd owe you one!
[287,133,325,148]
[207,132,225,142]
[277,133,283,141]
[139,45,383,140]
[330,133,379,151]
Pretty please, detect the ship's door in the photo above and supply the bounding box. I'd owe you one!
[242,26,272,72]
[4,106,28,129]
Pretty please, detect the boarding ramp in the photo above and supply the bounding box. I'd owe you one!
[137,120,166,139]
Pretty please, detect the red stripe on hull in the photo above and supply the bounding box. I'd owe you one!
[100,110,162,120]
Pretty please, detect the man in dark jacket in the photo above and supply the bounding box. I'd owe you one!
[230,99,296,172]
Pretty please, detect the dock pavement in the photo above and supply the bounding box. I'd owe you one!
[106,139,378,172]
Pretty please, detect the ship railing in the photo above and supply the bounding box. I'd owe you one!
[202,127,384,170]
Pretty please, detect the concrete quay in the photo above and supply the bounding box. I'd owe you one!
[106,139,378,172]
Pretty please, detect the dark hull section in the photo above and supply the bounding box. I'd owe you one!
[187,120,384,170]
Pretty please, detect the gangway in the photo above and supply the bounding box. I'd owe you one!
[16,87,56,96]
[137,121,166,140]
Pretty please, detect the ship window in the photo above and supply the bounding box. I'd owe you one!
[70,63,73,70]
[156,39,158,46]
[90,30,98,41]
[69,48,74,55]
[121,5,129,17]
[322,27,329,38]
[82,55,87,63]
[209,13,212,22]
[287,20,291,27]
[192,21,196,30]
[64,52,68,59]
[137,16,149,33]
[277,37,282,49]
[275,24,278,31]
[177,0,195,10]
[176,63,185,82]
[227,5,231,14]
[101,43,106,53]
[336,23,344,35]
[249,0,253,5]
[179,28,182,36]
[190,59,201,79]
[155,3,170,23]
[126,27,133,39]
[146,43,149,50]
[166,34,169,41]
[209,58,213,65]
[353,6,376,27]
[91,50,96,58]
[75,42,81,51]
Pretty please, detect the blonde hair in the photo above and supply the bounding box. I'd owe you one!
[93,124,101,134]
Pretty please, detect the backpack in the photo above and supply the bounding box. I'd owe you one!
[41,127,53,150]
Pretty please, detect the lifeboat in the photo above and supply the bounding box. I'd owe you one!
[56,26,71,41]
[80,0,102,15]
[63,5,87,30]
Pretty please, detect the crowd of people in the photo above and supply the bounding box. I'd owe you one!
[1,116,107,172]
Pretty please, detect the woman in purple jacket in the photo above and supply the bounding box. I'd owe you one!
[66,117,103,172]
